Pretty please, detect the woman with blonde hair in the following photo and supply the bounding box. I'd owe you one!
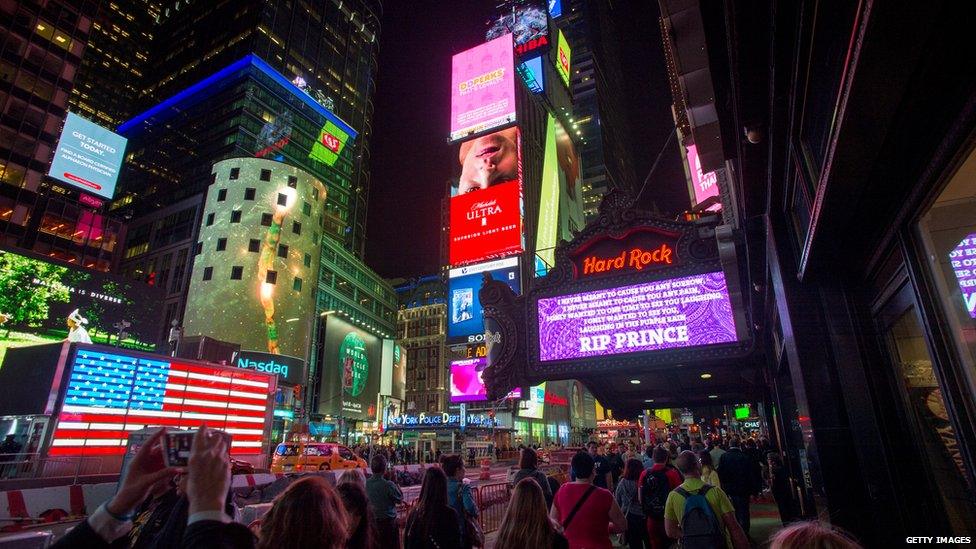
[769,521,863,549]
[495,477,568,549]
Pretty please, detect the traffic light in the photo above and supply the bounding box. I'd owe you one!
[488,409,495,420]
[292,385,301,401]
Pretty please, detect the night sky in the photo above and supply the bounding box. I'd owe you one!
[365,1,686,279]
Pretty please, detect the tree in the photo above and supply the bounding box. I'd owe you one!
[0,252,70,338]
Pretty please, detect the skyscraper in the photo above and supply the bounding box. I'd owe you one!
[0,1,126,270]
[117,0,381,258]
[558,0,639,221]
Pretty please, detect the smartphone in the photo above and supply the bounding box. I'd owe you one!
[163,429,233,467]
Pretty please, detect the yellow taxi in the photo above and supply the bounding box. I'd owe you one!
[270,442,368,473]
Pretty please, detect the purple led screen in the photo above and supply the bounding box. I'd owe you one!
[949,233,976,318]
[537,271,737,361]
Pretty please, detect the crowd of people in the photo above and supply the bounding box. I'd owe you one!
[48,427,862,549]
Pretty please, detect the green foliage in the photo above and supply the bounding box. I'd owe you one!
[0,252,71,333]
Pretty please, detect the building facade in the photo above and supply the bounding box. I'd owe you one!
[396,276,449,414]
[658,0,976,544]
[183,157,325,361]
[0,0,127,271]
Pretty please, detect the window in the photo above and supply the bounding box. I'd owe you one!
[206,213,214,226]
[302,201,311,216]
[230,266,243,280]
[260,169,272,181]
[229,167,240,180]
[278,244,289,258]
[304,253,312,267]
[266,270,277,284]
[293,277,303,291]
[277,193,288,207]
[195,242,202,255]
[203,267,213,281]
[216,238,227,251]
[244,188,256,200]
[288,175,298,188]
[230,210,242,223]
[261,213,273,226]
[292,221,301,235]
[248,239,261,252]
[312,187,319,201]
[217,188,227,202]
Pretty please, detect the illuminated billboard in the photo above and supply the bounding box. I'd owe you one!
[486,2,550,58]
[450,180,523,265]
[548,0,562,18]
[536,115,584,276]
[555,29,571,89]
[319,315,382,421]
[48,112,127,199]
[517,56,545,94]
[450,33,517,142]
[309,120,351,166]
[448,258,521,343]
[450,357,521,402]
[686,144,721,210]
[0,248,163,366]
[950,233,976,318]
[233,349,305,385]
[519,383,545,418]
[536,271,738,361]
[50,347,273,456]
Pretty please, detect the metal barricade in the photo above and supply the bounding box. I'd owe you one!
[474,482,510,534]
[0,455,104,483]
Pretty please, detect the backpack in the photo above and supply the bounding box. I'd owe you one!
[675,485,726,549]
[640,468,671,518]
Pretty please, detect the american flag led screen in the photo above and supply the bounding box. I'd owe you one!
[49,349,273,455]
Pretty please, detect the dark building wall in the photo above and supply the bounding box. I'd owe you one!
[0,0,128,270]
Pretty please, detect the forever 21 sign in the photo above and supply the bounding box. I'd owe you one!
[570,228,682,280]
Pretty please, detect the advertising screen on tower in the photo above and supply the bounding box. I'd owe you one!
[519,383,546,418]
[448,258,521,343]
[0,248,163,367]
[486,1,550,58]
[319,315,381,421]
[309,120,351,166]
[49,347,273,456]
[555,29,571,89]
[48,112,128,199]
[450,181,523,265]
[686,144,721,210]
[536,271,738,361]
[450,357,521,402]
[450,34,517,142]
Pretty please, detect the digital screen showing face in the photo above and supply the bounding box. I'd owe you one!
[536,271,738,361]
[456,127,520,195]
[450,358,521,402]
[450,34,517,142]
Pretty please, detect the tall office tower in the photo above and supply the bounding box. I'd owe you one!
[0,1,127,269]
[558,0,639,221]
[395,277,450,417]
[67,0,158,128]
[117,0,381,258]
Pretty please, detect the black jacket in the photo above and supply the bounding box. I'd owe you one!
[404,506,462,549]
[716,448,762,496]
[52,518,255,549]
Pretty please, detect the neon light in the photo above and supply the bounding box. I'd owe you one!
[118,55,357,140]
[581,245,674,275]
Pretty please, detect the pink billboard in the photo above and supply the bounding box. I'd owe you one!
[687,144,721,211]
[450,34,517,142]
[450,357,521,402]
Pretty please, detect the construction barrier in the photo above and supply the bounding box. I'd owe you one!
[474,482,511,534]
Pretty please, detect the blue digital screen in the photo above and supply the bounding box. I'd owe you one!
[447,258,521,343]
[549,0,563,18]
[518,56,545,94]
[48,112,127,200]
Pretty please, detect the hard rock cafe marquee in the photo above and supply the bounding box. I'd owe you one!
[480,193,753,401]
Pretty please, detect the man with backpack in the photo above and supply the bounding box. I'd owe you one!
[639,445,683,549]
[664,451,749,549]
